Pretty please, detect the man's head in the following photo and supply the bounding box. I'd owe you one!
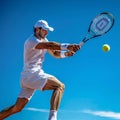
[34,20,54,39]
[34,20,54,31]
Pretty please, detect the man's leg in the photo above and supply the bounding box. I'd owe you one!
[43,77,65,120]
[0,98,28,120]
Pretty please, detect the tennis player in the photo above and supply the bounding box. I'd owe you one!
[0,20,80,120]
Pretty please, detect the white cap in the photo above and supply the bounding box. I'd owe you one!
[34,20,54,31]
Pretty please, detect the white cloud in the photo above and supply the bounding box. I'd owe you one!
[83,109,120,120]
[24,107,49,113]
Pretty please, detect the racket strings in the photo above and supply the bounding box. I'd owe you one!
[90,13,114,35]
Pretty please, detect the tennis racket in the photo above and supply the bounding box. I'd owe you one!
[79,12,115,46]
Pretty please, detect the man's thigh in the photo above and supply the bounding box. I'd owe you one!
[43,77,65,90]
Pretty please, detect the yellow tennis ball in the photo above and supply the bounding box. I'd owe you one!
[102,44,110,52]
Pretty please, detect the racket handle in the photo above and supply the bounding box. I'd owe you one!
[79,41,84,47]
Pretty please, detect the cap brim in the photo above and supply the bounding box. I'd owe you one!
[43,26,54,31]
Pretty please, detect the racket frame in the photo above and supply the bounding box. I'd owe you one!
[81,12,115,44]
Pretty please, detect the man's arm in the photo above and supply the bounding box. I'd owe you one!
[35,41,80,51]
[48,50,75,58]
[35,42,61,50]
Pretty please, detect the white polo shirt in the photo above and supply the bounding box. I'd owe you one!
[23,34,47,72]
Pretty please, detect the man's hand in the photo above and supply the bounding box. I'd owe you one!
[67,44,80,52]
[65,51,75,57]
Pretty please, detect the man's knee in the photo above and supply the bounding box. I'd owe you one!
[12,105,23,113]
[59,83,65,92]
[62,83,65,90]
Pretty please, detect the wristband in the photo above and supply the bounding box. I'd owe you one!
[60,51,66,58]
[60,43,70,50]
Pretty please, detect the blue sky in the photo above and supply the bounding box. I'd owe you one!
[0,0,120,120]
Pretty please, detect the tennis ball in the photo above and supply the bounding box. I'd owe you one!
[102,44,110,52]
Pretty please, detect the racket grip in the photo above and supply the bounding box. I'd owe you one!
[79,41,84,47]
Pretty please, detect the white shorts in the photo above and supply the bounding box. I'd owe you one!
[18,70,54,100]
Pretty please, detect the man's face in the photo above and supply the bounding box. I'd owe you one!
[38,28,48,39]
